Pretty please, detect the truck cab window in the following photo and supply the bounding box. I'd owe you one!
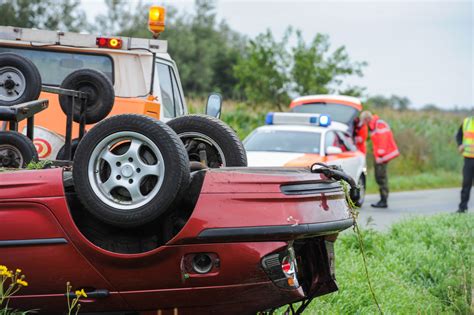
[0,46,113,85]
[155,62,183,118]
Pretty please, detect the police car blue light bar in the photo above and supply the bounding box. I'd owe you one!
[265,112,331,127]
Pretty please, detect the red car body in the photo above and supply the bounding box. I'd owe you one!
[0,167,353,314]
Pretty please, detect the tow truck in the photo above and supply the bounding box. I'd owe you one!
[0,6,192,160]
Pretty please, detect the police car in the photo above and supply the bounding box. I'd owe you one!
[244,112,367,206]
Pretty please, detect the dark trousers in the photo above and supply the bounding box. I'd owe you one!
[374,163,389,202]
[459,157,474,210]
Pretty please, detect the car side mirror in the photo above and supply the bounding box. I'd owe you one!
[326,146,343,155]
[205,93,222,118]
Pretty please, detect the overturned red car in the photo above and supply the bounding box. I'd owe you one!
[0,114,354,314]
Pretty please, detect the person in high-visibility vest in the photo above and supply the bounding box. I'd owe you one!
[360,111,399,208]
[455,116,474,213]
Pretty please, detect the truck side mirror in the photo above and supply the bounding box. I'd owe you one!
[205,93,222,118]
[326,146,343,155]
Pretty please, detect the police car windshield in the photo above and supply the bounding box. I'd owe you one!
[245,130,321,154]
[291,103,357,125]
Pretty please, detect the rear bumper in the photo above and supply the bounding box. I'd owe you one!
[197,218,354,242]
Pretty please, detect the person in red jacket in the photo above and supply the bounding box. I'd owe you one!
[353,116,369,154]
[360,111,400,208]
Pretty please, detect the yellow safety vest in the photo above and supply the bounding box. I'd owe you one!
[462,116,474,158]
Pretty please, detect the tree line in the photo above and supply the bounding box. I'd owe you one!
[1,0,447,112]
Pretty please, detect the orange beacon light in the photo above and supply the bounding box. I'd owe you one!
[148,5,166,38]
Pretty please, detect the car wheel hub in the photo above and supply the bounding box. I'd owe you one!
[179,132,226,167]
[88,131,165,210]
[121,164,134,178]
[0,67,26,102]
[0,144,23,168]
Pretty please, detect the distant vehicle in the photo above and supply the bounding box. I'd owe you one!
[244,112,366,206]
[290,95,362,133]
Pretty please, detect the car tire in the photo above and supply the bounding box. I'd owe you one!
[167,114,247,167]
[59,68,114,124]
[354,174,366,207]
[56,138,80,160]
[0,131,38,168]
[73,114,190,228]
[0,53,42,106]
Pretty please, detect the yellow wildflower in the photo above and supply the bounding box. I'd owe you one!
[16,268,22,273]
[16,279,28,287]
[1,270,12,277]
[75,289,87,298]
[0,265,7,272]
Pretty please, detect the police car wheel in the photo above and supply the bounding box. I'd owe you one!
[0,53,42,106]
[167,114,247,168]
[73,114,190,228]
[354,175,366,207]
[0,131,38,168]
[59,68,114,124]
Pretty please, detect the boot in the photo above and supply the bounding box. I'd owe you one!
[371,200,387,208]
[455,208,467,213]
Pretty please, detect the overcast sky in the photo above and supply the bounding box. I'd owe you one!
[81,0,473,109]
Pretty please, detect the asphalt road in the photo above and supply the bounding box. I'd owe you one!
[357,187,472,231]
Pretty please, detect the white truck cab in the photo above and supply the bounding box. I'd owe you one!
[0,6,203,159]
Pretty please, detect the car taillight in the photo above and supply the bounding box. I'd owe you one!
[281,258,292,274]
[261,246,299,289]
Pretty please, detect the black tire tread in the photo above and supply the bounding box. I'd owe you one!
[56,138,80,160]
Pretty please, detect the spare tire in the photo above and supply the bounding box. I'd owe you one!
[59,68,114,124]
[0,131,38,168]
[73,114,190,228]
[56,138,80,160]
[0,53,42,106]
[167,115,247,167]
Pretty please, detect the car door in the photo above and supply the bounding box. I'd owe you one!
[154,60,186,122]
[336,131,364,180]
[323,130,361,180]
[0,200,126,313]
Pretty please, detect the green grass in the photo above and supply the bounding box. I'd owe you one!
[365,170,462,194]
[301,214,473,314]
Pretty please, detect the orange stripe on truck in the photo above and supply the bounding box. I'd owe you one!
[18,92,160,138]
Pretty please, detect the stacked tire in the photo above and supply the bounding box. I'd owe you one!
[0,53,42,168]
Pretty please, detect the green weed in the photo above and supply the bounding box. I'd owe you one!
[25,160,51,170]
